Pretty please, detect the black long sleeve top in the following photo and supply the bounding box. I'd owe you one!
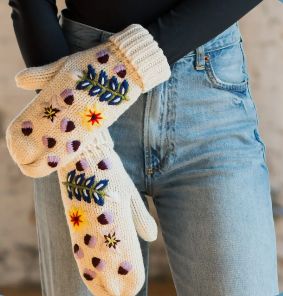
[8,0,263,68]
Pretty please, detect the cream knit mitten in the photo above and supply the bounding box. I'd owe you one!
[57,129,157,296]
[6,24,171,178]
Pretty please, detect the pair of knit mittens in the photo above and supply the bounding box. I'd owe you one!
[6,24,171,296]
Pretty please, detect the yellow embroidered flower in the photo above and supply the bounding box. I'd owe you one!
[68,206,87,230]
[80,104,104,131]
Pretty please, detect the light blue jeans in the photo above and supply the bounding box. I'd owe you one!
[33,12,279,296]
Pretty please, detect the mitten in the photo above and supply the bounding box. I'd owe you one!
[6,24,171,178]
[57,129,157,296]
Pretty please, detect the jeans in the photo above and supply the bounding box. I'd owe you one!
[33,11,279,296]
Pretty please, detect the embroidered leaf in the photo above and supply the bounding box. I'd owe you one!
[98,70,108,86]
[89,85,102,96]
[109,76,118,91]
[76,65,129,103]
[95,180,108,191]
[99,91,113,102]
[108,96,122,105]
[119,80,129,96]
[87,64,96,80]
[63,171,108,206]
[76,80,91,90]
[92,192,104,206]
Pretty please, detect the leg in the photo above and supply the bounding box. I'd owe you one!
[148,29,279,295]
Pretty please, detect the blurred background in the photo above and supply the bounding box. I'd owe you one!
[1,0,283,295]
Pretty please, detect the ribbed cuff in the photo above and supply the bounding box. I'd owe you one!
[108,24,171,93]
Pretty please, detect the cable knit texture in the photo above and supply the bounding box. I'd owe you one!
[6,24,171,178]
[57,136,157,296]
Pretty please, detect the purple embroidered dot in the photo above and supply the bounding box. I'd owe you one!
[97,211,113,225]
[47,155,60,168]
[66,140,81,153]
[60,89,74,105]
[21,121,33,136]
[118,261,133,275]
[92,257,106,271]
[113,64,127,78]
[60,118,75,132]
[83,269,96,281]
[73,244,84,259]
[96,49,109,64]
[76,159,89,171]
[42,136,56,148]
[97,158,112,170]
[84,234,97,247]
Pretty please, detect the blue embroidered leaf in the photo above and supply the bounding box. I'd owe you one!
[119,80,129,96]
[92,192,104,206]
[87,64,96,80]
[63,171,108,206]
[109,76,118,91]
[98,70,108,86]
[74,187,82,201]
[89,85,102,96]
[108,95,122,105]
[76,80,91,90]
[84,176,95,188]
[67,185,73,199]
[75,173,85,185]
[99,91,113,102]
[67,170,76,183]
[95,179,109,191]
[82,188,91,203]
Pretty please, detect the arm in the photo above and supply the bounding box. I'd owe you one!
[8,0,69,67]
[146,0,263,64]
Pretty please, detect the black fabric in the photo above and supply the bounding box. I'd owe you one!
[8,0,262,67]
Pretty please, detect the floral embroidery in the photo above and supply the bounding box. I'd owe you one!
[47,155,60,167]
[63,170,109,206]
[83,269,96,281]
[97,158,112,170]
[96,49,109,64]
[42,136,56,148]
[21,121,33,136]
[73,244,84,259]
[104,232,120,249]
[76,159,89,171]
[97,211,113,225]
[43,105,60,122]
[113,64,127,78]
[80,104,104,131]
[76,64,129,105]
[60,118,75,132]
[66,140,81,153]
[69,207,84,228]
[60,89,74,105]
[118,261,133,275]
[84,234,97,247]
[92,257,106,271]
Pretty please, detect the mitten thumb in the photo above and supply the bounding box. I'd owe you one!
[15,56,68,90]
[131,193,158,242]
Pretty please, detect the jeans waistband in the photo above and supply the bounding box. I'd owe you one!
[60,9,242,58]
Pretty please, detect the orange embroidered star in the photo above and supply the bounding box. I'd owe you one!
[80,104,104,131]
[69,209,83,228]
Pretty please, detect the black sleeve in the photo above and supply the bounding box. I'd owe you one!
[8,0,69,68]
[146,0,263,65]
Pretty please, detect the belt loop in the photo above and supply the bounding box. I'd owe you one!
[195,45,206,71]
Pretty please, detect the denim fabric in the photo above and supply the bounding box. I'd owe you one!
[33,12,279,296]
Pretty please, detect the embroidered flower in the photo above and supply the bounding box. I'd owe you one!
[43,104,60,122]
[69,207,86,229]
[80,104,104,131]
[104,232,121,249]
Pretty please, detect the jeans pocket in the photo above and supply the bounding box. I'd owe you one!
[204,41,249,92]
